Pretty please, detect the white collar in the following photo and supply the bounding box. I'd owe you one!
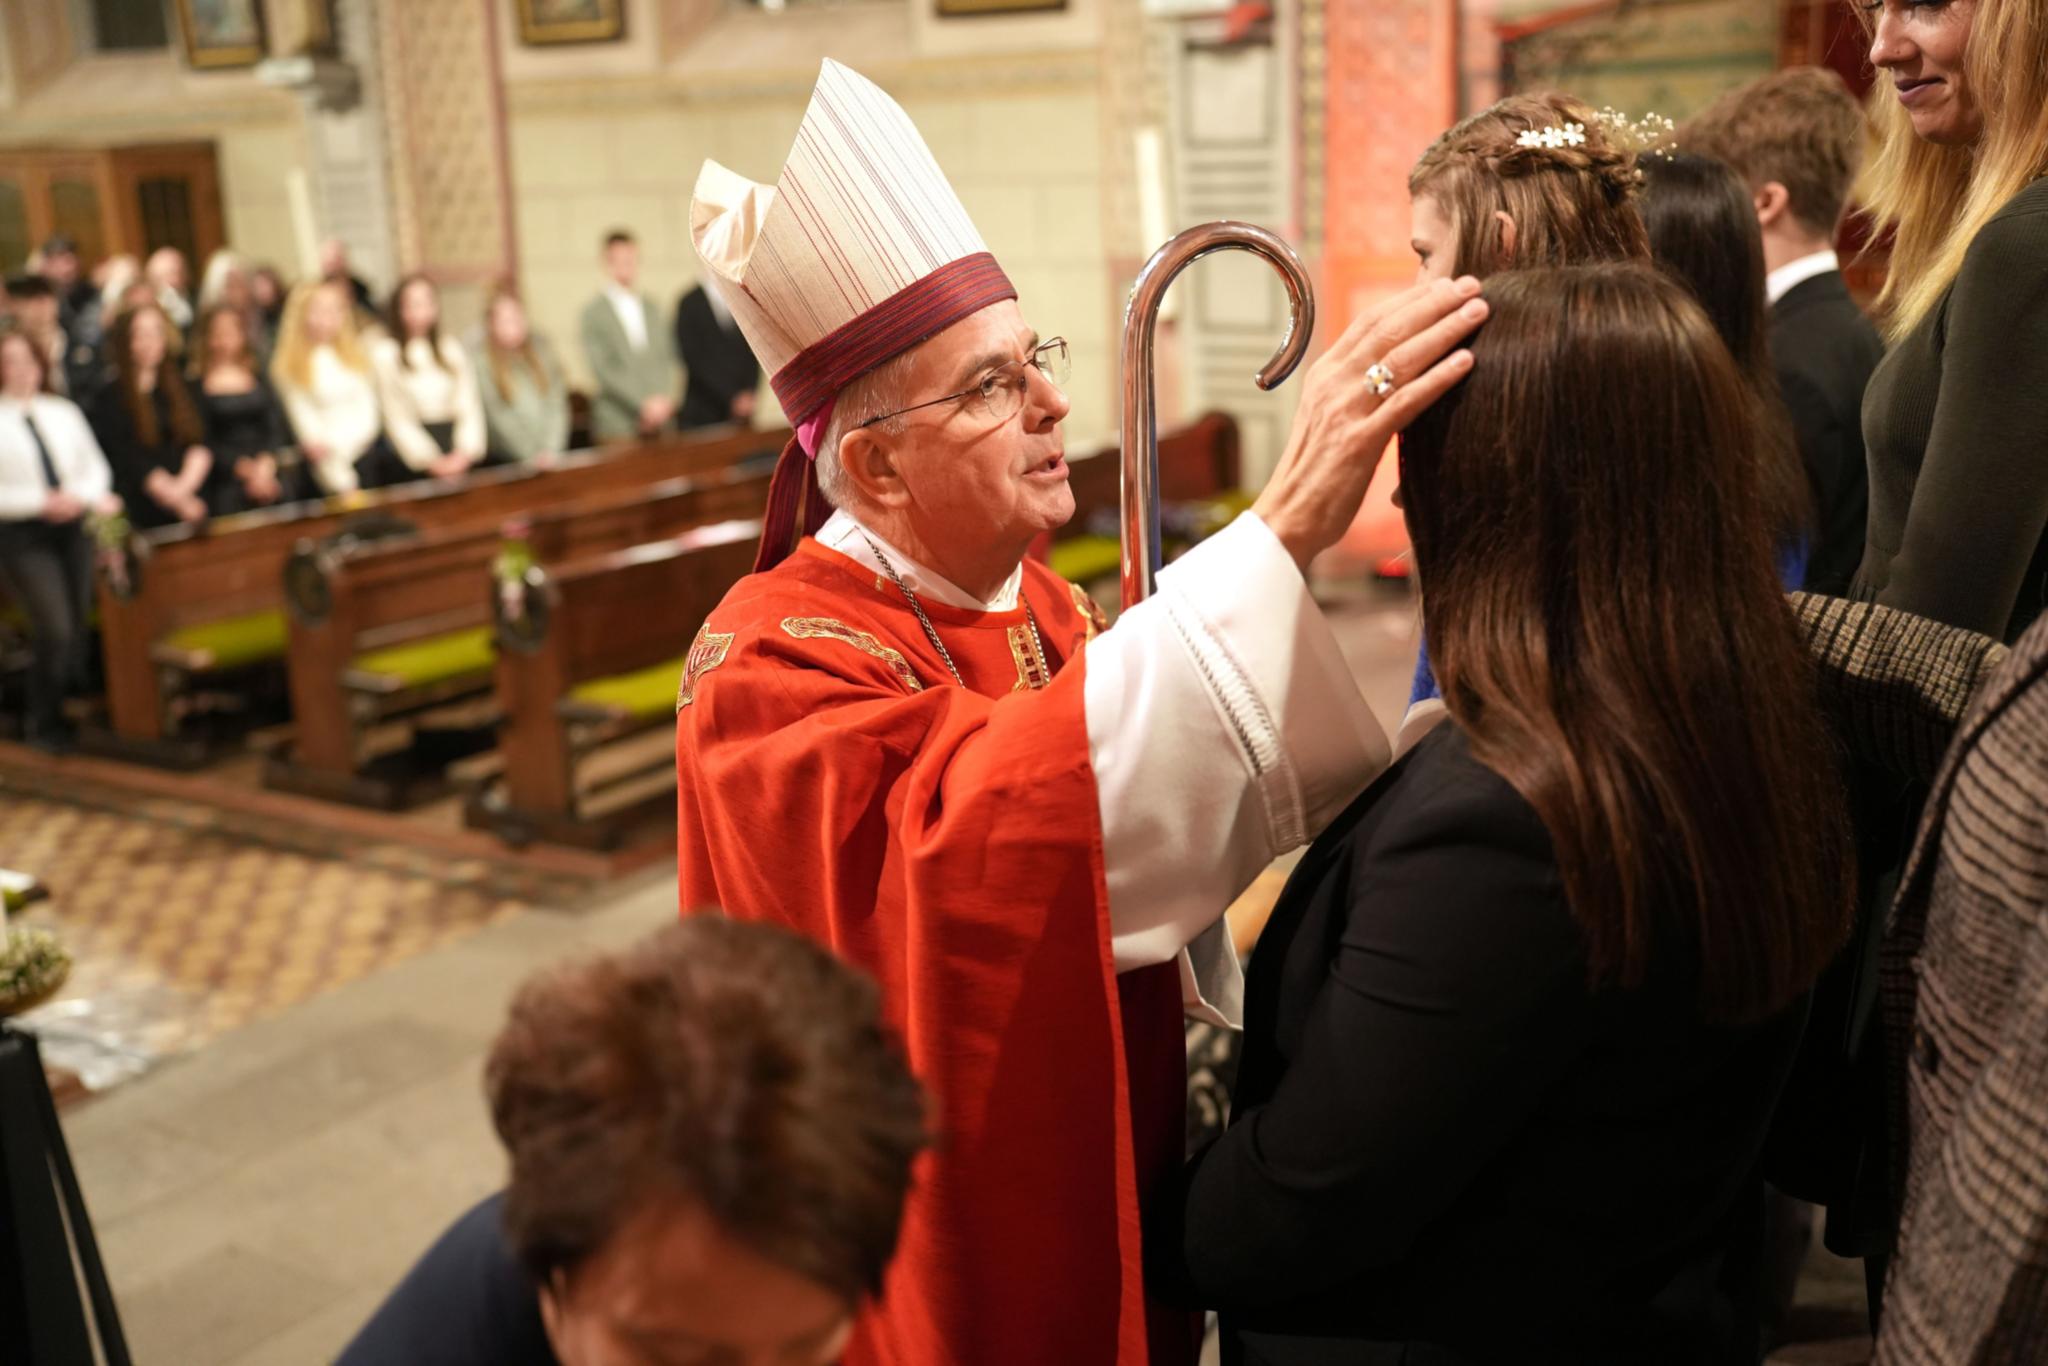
[1766,250,1839,306]
[704,283,734,329]
[603,282,641,307]
[815,508,1023,612]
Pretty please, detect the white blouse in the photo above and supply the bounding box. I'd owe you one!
[0,394,114,521]
[277,346,383,494]
[372,335,487,471]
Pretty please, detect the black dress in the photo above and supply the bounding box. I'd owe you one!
[1148,724,1807,1366]
[86,385,205,531]
[197,379,303,513]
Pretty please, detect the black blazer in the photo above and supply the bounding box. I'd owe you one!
[1769,270,1882,598]
[673,285,761,430]
[1149,725,1807,1366]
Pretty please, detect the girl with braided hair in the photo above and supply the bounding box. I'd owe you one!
[1407,92,1652,283]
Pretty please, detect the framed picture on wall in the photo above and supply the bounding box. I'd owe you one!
[173,0,267,69]
[936,0,1067,14]
[516,0,627,45]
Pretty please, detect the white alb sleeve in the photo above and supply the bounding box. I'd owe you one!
[1082,511,1390,1027]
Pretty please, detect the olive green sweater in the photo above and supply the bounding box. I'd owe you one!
[1857,176,2048,643]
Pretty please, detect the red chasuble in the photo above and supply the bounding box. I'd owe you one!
[675,538,1195,1366]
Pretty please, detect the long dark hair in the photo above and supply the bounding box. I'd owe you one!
[387,273,449,374]
[1640,151,1811,550]
[1399,263,1853,1023]
[108,302,202,449]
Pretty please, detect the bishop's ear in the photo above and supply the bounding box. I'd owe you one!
[836,426,914,510]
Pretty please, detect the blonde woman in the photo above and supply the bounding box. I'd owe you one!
[270,279,390,494]
[1858,0,2048,641]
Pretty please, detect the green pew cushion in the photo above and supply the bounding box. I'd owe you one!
[346,625,496,695]
[1049,535,1122,587]
[561,656,686,724]
[154,609,289,672]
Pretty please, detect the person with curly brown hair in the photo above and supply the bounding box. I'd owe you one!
[338,914,929,1366]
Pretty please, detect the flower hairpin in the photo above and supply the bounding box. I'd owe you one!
[1593,107,1678,160]
[1515,122,1586,151]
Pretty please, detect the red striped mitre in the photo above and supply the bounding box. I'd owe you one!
[689,58,1020,432]
[689,59,1018,570]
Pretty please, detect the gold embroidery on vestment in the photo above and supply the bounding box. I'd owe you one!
[1067,581,1108,641]
[1009,623,1051,692]
[781,617,925,692]
[676,624,735,710]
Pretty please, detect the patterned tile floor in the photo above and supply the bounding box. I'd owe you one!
[1,781,533,1090]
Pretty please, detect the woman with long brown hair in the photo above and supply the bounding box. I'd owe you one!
[1152,264,1855,1363]
[1640,150,1812,587]
[194,303,295,514]
[86,300,214,529]
[475,280,570,466]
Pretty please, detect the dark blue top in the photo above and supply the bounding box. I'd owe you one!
[335,1192,556,1366]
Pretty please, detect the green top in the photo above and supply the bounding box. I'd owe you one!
[477,334,572,464]
[1858,176,2048,642]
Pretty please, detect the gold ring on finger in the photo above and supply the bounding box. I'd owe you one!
[1364,362,1397,398]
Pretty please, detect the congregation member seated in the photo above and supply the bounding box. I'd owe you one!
[337,914,928,1366]
[197,247,273,370]
[475,280,570,466]
[270,280,394,494]
[144,246,193,333]
[673,278,759,430]
[1150,264,1856,1364]
[578,229,680,443]
[1640,151,1811,587]
[194,305,296,515]
[87,302,214,530]
[0,330,121,753]
[371,273,489,481]
[1856,0,2048,642]
[1682,68,1881,599]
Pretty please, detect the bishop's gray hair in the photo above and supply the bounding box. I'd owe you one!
[813,352,917,511]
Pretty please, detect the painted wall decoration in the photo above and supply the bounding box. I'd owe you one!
[515,0,627,46]
[173,0,268,69]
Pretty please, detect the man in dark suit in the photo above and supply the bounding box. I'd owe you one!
[673,280,760,430]
[1685,68,1883,597]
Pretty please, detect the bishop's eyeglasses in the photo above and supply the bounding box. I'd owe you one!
[857,337,1070,430]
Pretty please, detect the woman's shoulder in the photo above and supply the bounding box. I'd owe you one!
[1962,177,2048,270]
[1348,723,1558,872]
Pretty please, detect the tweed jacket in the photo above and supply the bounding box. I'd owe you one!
[1869,609,2048,1363]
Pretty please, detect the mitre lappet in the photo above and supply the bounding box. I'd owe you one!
[689,59,1019,571]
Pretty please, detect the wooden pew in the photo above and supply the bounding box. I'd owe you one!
[90,424,786,762]
[471,519,761,848]
[271,464,773,806]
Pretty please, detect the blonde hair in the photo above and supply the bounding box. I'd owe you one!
[1857,0,2048,339]
[1409,92,1652,278]
[270,279,368,391]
